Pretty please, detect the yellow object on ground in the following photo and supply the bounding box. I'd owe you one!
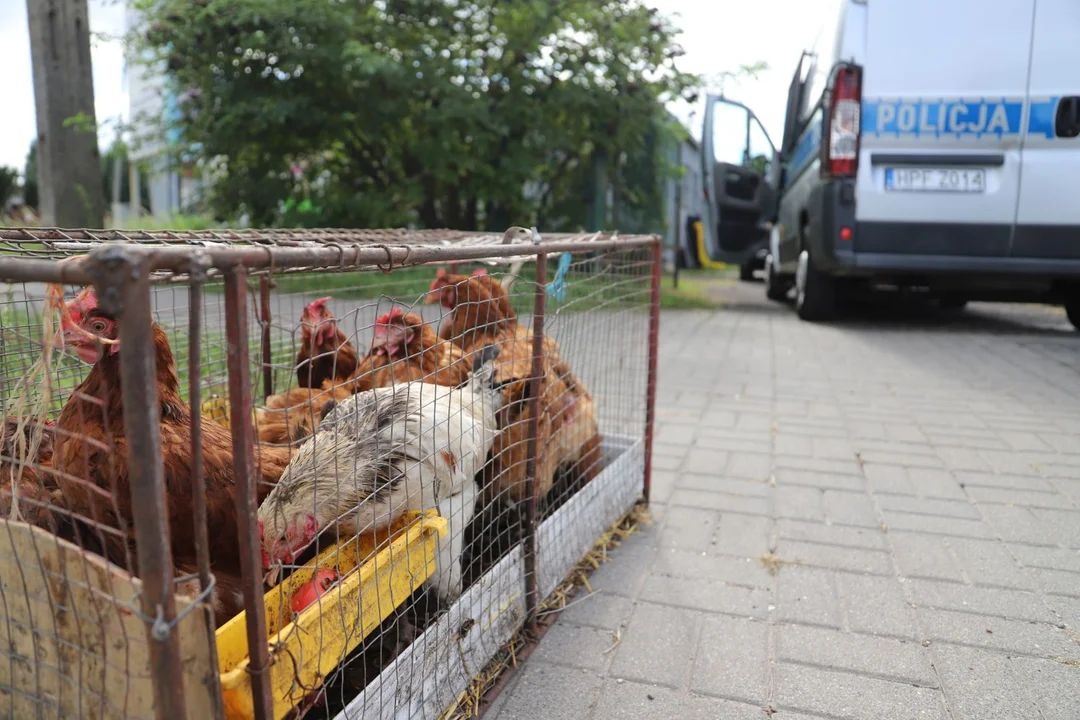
[692,219,728,270]
[216,511,447,720]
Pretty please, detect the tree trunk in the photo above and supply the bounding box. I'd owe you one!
[26,0,106,227]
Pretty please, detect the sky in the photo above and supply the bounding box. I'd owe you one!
[0,0,832,173]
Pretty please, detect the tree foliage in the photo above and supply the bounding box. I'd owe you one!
[0,166,20,210]
[133,0,698,229]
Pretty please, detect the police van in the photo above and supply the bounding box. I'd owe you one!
[693,0,1080,327]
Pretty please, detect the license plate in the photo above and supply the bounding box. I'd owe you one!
[885,168,986,193]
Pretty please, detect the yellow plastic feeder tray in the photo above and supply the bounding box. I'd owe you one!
[215,511,447,720]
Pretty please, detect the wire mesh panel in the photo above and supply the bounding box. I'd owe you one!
[0,227,659,720]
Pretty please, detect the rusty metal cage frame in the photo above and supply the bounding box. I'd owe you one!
[0,227,662,720]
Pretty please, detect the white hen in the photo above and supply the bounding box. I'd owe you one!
[257,343,506,601]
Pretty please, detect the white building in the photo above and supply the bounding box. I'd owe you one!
[124,3,203,221]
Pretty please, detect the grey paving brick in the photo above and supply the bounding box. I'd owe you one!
[774,433,814,457]
[778,566,840,628]
[1028,508,1080,548]
[774,467,865,491]
[588,532,657,597]
[933,645,1049,720]
[590,681,768,720]
[678,474,769,497]
[861,450,948,469]
[648,470,678,504]
[919,607,1077,657]
[1008,655,1080,720]
[1010,544,1080,573]
[906,578,1057,624]
[782,539,894,575]
[698,409,737,429]
[775,663,948,720]
[955,470,1056,492]
[981,504,1063,547]
[882,510,995,539]
[1029,567,1080,597]
[948,537,1038,590]
[774,485,824,521]
[651,548,772,588]
[891,531,966,582]
[776,518,887,550]
[1056,478,1080,505]
[1044,594,1080,628]
[689,615,769,704]
[608,603,698,687]
[876,494,981,520]
[777,624,935,685]
[531,624,617,671]
[558,592,635,631]
[668,488,769,516]
[681,448,729,474]
[712,512,771,558]
[839,574,916,640]
[651,453,683,471]
[822,489,880,527]
[657,506,717,553]
[775,456,863,477]
[966,485,1070,510]
[979,449,1053,477]
[693,434,772,454]
[936,446,993,472]
[812,437,856,460]
[725,452,772,481]
[488,661,602,720]
[638,574,771,617]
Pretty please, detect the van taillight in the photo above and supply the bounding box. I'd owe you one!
[826,65,861,178]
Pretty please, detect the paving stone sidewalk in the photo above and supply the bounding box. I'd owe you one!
[488,303,1080,720]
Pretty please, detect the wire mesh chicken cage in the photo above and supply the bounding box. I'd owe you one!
[0,226,661,720]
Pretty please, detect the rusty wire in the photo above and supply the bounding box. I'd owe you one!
[0,231,658,720]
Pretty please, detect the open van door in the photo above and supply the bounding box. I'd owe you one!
[698,96,780,269]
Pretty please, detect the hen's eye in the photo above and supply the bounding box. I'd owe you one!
[90,320,108,334]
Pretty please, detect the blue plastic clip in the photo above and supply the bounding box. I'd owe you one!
[545,253,572,302]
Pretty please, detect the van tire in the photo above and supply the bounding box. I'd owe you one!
[764,253,789,301]
[1066,296,1080,331]
[739,262,756,281]
[794,246,836,321]
[939,295,968,311]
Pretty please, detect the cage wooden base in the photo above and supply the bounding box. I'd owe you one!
[0,520,218,719]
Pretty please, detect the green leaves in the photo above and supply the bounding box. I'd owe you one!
[133,0,700,229]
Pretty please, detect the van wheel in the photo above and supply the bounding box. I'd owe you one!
[939,295,968,311]
[794,247,836,321]
[739,262,756,281]
[1066,296,1080,331]
[764,253,789,301]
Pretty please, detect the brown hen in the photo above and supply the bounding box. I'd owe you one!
[50,287,292,625]
[294,296,359,390]
[427,268,603,505]
[351,307,470,389]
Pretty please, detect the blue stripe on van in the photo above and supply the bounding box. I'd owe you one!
[863,98,1025,138]
[1027,97,1059,138]
[785,109,822,179]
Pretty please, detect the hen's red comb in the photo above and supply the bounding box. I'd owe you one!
[63,287,99,324]
[472,268,488,277]
[305,296,332,314]
[374,307,405,326]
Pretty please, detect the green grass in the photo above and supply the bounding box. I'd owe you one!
[658,272,724,310]
[240,257,720,314]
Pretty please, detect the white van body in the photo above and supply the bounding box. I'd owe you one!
[700,0,1080,326]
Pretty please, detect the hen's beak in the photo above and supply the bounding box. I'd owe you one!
[264,564,282,588]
